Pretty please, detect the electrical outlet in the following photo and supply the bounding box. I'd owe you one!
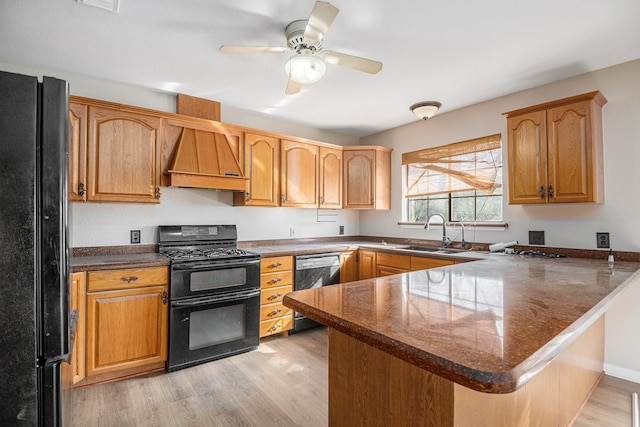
[529,230,545,245]
[289,227,296,238]
[596,232,610,248]
[339,225,345,235]
[130,230,141,244]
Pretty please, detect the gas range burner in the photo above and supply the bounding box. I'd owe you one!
[164,247,253,261]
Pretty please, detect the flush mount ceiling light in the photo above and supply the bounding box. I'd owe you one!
[410,101,442,120]
[285,53,327,84]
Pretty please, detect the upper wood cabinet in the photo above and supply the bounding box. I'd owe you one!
[68,102,88,201]
[69,97,163,204]
[319,146,342,208]
[87,106,162,203]
[234,132,280,206]
[343,146,392,210]
[281,139,319,208]
[504,91,607,204]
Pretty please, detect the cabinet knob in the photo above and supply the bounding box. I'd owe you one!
[78,182,85,197]
[282,194,286,204]
[162,291,168,305]
[547,185,554,198]
[245,192,251,202]
[539,186,546,199]
[155,187,161,199]
[319,196,324,205]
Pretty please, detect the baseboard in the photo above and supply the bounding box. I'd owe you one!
[604,363,640,383]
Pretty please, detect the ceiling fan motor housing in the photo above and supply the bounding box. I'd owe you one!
[286,20,324,54]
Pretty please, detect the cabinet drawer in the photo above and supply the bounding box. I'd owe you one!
[261,256,293,273]
[260,315,293,337]
[260,285,292,304]
[377,252,411,269]
[261,271,293,289]
[87,267,168,292]
[260,302,292,322]
[410,256,455,271]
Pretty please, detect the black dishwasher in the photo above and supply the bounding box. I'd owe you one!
[291,253,341,333]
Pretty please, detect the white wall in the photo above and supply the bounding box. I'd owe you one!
[361,59,640,380]
[0,62,361,247]
[361,59,640,252]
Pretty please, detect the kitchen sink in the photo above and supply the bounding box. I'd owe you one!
[403,246,462,255]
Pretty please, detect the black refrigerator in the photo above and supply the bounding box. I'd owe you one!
[0,70,72,426]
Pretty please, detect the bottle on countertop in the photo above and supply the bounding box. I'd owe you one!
[608,249,614,269]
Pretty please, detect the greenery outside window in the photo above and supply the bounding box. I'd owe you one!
[403,134,503,223]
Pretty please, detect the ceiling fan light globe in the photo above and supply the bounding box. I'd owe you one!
[285,55,326,84]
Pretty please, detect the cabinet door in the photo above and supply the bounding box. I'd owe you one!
[319,147,342,208]
[343,150,375,209]
[340,250,358,283]
[68,102,87,201]
[281,140,319,208]
[87,107,161,203]
[85,285,168,377]
[547,100,595,203]
[239,133,279,206]
[70,272,86,385]
[358,250,377,280]
[507,111,547,204]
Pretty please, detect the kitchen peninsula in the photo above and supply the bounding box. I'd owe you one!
[284,254,640,426]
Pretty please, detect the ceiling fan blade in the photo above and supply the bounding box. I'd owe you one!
[219,46,289,54]
[304,1,339,44]
[285,79,302,95]
[324,51,383,74]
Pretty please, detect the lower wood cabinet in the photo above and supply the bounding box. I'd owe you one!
[84,266,168,384]
[69,272,86,385]
[376,252,411,277]
[339,250,358,283]
[410,256,455,271]
[358,250,377,280]
[260,256,294,337]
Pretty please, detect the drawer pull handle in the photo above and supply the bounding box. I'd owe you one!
[268,324,282,333]
[268,278,282,284]
[267,293,283,301]
[121,276,139,283]
[270,263,283,268]
[268,309,282,317]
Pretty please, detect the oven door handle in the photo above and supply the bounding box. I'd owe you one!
[171,289,261,307]
[172,258,261,271]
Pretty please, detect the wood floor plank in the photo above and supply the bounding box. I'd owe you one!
[72,327,639,427]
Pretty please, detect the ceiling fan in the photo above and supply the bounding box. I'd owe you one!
[219,1,383,95]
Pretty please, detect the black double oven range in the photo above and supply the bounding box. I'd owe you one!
[158,225,261,372]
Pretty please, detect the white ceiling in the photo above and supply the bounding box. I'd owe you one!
[1,0,639,137]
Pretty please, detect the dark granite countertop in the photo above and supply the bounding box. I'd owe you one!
[71,253,169,272]
[283,254,640,393]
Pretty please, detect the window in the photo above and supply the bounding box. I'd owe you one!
[403,134,502,223]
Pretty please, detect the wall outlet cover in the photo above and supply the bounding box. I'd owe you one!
[529,230,545,245]
[596,232,610,248]
[130,230,141,244]
[339,225,345,235]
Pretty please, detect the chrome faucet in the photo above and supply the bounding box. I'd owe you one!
[424,214,452,248]
[455,222,470,250]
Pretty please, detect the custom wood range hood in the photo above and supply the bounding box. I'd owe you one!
[167,125,248,192]
[166,94,248,192]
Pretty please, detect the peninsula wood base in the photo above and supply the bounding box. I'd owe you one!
[328,316,604,427]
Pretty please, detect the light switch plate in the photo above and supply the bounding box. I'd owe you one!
[529,231,545,245]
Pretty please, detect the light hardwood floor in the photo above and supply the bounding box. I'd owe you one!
[72,327,639,426]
